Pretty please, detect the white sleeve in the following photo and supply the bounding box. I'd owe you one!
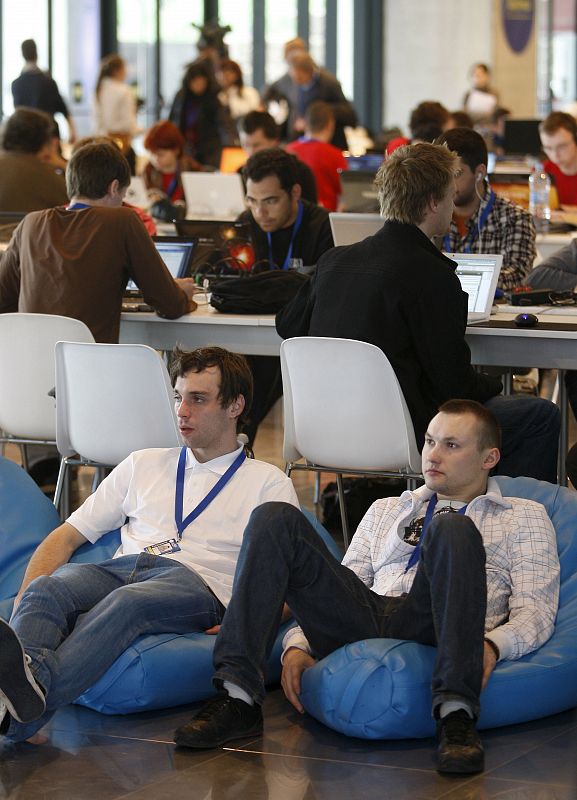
[66,454,135,542]
[281,625,312,663]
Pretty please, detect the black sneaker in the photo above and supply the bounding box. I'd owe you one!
[174,692,263,749]
[436,709,484,774]
[0,620,46,724]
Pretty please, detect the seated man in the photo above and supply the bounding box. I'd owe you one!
[0,107,68,214]
[540,112,577,208]
[276,141,560,483]
[0,346,298,743]
[238,147,334,445]
[287,101,347,212]
[0,141,196,343]
[436,127,536,291]
[239,111,317,204]
[173,400,560,775]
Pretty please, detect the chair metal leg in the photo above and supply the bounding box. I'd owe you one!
[336,472,350,550]
[313,471,321,505]
[53,459,68,517]
[20,443,29,472]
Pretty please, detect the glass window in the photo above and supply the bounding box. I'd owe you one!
[264,0,298,85]
[1,0,49,116]
[336,0,354,100]
[219,0,255,88]
[159,0,203,117]
[117,0,157,130]
[309,0,326,67]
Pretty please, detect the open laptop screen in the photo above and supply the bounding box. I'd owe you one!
[126,238,195,292]
[445,253,503,320]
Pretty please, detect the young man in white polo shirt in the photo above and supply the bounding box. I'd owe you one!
[0,346,298,743]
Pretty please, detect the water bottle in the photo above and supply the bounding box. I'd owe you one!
[529,167,551,232]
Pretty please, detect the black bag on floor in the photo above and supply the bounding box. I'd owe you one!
[320,477,407,534]
[210,270,309,314]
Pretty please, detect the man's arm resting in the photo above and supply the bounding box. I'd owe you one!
[281,647,317,713]
[12,522,88,612]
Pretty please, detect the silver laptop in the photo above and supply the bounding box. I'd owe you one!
[181,172,246,220]
[329,212,382,246]
[445,253,503,323]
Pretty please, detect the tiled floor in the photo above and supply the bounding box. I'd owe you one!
[2,399,577,798]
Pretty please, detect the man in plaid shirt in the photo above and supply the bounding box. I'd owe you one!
[174,400,559,776]
[437,128,536,291]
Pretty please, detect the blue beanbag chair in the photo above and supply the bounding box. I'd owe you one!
[300,476,577,739]
[0,457,341,714]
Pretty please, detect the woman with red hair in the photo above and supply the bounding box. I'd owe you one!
[142,120,202,205]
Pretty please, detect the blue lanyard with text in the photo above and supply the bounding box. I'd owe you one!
[174,447,246,539]
[267,200,304,270]
[404,494,467,573]
[66,202,91,210]
[443,189,496,253]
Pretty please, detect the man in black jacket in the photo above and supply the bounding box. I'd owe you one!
[276,142,560,482]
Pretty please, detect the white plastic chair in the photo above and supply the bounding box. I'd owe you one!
[281,337,422,548]
[0,313,94,469]
[54,342,181,512]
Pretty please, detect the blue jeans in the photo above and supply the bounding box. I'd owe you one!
[213,502,487,718]
[484,394,560,483]
[6,553,223,742]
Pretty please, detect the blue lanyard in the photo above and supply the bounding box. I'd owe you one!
[165,164,181,200]
[404,494,467,573]
[174,447,246,539]
[66,202,91,210]
[267,200,304,270]
[443,190,496,253]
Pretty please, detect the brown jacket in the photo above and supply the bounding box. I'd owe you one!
[0,205,189,342]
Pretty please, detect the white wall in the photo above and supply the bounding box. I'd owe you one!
[384,0,493,132]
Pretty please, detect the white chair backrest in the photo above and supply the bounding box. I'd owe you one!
[55,342,180,465]
[0,313,94,440]
[280,337,421,473]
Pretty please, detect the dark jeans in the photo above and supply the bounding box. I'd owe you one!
[241,356,283,446]
[484,394,560,483]
[213,502,487,717]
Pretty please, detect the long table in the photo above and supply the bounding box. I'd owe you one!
[120,307,577,483]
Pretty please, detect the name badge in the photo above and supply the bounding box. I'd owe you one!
[143,539,181,556]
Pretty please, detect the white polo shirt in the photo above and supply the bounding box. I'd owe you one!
[67,446,299,605]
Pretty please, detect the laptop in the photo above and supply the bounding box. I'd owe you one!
[124,176,149,209]
[503,119,543,157]
[181,172,246,220]
[329,212,383,246]
[445,253,503,322]
[175,219,255,280]
[339,172,380,213]
[122,237,196,310]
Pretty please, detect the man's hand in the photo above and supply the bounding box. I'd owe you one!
[281,648,316,713]
[175,278,198,312]
[204,624,221,635]
[482,640,498,689]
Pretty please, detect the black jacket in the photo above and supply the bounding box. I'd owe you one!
[276,220,502,447]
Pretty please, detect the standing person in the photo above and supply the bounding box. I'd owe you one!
[169,60,235,169]
[0,346,299,745]
[173,400,559,776]
[276,142,560,482]
[539,112,577,208]
[11,39,77,143]
[92,54,138,174]
[463,63,499,123]
[217,60,261,120]
[287,101,347,211]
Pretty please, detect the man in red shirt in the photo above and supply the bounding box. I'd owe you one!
[540,112,577,207]
[286,102,347,211]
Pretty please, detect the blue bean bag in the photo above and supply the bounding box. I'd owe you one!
[300,476,577,739]
[0,456,341,714]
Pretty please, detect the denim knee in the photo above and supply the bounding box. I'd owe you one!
[426,514,482,554]
[244,501,304,543]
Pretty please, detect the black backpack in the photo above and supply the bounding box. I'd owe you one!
[210,270,309,314]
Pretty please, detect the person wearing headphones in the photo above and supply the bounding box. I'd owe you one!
[540,112,577,209]
[436,128,536,291]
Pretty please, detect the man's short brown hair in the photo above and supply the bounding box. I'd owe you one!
[437,399,501,451]
[65,142,131,200]
[305,101,334,134]
[539,111,577,143]
[169,346,253,429]
[375,142,458,224]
